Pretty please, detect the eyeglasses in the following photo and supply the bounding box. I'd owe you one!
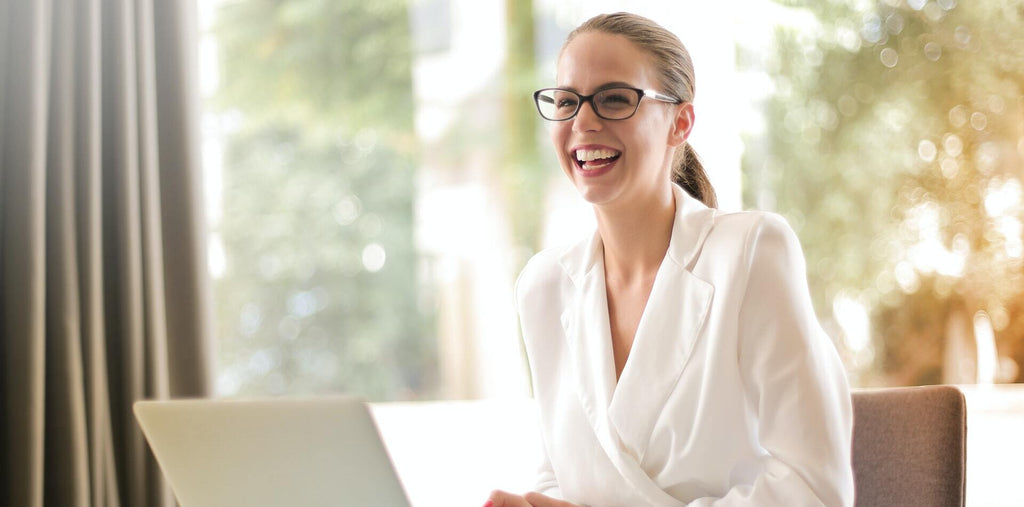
[533,87,681,121]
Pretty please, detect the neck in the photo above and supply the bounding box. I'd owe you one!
[595,185,675,282]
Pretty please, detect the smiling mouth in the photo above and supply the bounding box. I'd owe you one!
[574,148,621,170]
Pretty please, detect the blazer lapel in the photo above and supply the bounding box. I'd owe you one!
[608,185,717,463]
[607,263,714,462]
[559,236,687,507]
[559,231,616,434]
[558,186,717,505]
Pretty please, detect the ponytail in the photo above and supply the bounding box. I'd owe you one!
[671,143,717,208]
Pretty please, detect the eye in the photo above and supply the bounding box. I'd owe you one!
[597,90,636,109]
[555,96,579,110]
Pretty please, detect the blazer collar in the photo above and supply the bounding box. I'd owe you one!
[556,185,716,482]
[558,185,716,285]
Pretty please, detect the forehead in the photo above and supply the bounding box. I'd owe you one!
[557,32,657,92]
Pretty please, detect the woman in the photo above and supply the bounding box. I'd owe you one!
[486,12,853,507]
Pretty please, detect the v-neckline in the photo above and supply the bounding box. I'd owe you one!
[605,262,660,382]
[598,245,668,388]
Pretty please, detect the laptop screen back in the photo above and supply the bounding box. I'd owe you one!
[134,396,411,507]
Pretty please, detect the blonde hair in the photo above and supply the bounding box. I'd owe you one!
[564,12,718,208]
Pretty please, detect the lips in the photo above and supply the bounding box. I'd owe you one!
[572,145,621,176]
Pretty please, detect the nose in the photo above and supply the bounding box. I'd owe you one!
[572,99,603,132]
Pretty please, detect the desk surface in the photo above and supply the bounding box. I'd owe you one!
[372,399,540,507]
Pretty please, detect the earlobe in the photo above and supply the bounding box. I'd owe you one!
[668,103,694,147]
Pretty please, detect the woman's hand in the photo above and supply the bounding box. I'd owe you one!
[483,490,582,507]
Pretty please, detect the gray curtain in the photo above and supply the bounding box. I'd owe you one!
[0,1,213,506]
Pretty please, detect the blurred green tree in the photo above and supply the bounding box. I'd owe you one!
[747,0,1024,385]
[504,0,545,262]
[210,0,434,400]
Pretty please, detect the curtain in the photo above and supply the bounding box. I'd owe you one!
[0,1,213,506]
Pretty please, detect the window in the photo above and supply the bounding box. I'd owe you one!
[201,0,1024,403]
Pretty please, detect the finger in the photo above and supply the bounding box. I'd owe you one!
[524,491,576,507]
[486,490,531,507]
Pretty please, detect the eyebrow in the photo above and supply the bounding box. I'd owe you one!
[558,81,636,93]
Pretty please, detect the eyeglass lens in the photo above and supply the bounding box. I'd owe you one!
[535,88,641,121]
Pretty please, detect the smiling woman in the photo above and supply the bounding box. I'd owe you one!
[488,12,854,507]
[544,27,706,211]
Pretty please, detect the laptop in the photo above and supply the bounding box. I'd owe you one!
[134,396,412,507]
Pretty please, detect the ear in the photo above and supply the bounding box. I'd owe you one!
[667,102,694,148]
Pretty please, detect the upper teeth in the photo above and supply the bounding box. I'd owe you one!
[576,149,619,162]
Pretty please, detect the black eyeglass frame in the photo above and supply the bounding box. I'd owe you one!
[532,86,682,121]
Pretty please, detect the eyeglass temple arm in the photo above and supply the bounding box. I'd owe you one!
[644,89,682,104]
[537,94,555,104]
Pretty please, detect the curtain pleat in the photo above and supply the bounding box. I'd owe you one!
[154,0,214,401]
[74,1,122,505]
[43,1,91,506]
[101,1,145,505]
[1,0,211,506]
[1,1,52,506]
[130,0,174,504]
[101,0,174,505]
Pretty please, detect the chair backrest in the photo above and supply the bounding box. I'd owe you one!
[851,385,966,507]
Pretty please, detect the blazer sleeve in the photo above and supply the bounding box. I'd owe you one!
[533,447,563,498]
[689,213,854,507]
[514,259,564,500]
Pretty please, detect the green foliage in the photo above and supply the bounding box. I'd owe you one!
[503,0,545,264]
[749,0,1024,384]
[212,0,414,137]
[210,0,434,400]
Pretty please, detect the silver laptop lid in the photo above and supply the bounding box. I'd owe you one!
[134,396,411,507]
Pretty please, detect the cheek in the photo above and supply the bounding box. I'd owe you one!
[549,122,569,146]
[628,119,671,161]
[549,124,571,160]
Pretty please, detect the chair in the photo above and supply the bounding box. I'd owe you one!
[851,385,966,507]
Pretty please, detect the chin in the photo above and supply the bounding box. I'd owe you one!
[572,181,621,207]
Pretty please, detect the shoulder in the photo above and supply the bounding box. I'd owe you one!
[702,210,803,267]
[710,210,795,242]
[514,241,574,309]
[516,245,565,293]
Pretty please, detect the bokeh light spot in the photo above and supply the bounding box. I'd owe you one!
[948,105,968,127]
[880,47,899,68]
[943,133,963,157]
[918,140,937,162]
[970,111,987,130]
[362,243,387,272]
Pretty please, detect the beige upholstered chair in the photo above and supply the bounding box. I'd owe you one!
[851,385,967,507]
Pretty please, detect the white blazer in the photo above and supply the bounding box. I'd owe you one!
[515,184,854,506]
